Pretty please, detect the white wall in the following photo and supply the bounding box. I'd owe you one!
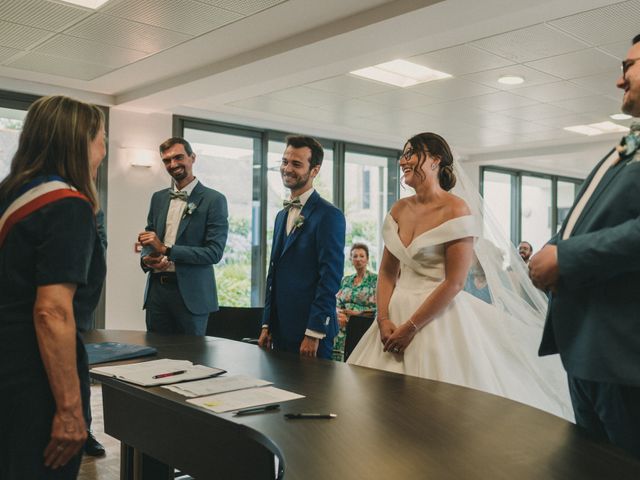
[105,108,172,330]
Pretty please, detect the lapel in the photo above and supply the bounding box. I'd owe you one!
[271,210,287,260]
[568,147,627,236]
[281,190,320,257]
[176,182,204,241]
[156,189,171,241]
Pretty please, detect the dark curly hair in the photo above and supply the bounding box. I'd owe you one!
[403,132,456,191]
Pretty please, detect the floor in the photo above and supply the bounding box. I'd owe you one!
[78,383,121,480]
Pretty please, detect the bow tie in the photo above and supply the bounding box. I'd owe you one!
[169,190,188,201]
[283,198,302,211]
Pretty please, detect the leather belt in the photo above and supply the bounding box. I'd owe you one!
[152,273,177,285]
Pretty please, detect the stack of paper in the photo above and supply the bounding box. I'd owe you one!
[188,386,304,413]
[90,358,225,387]
[163,375,272,397]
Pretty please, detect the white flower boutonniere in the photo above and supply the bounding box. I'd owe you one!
[293,214,305,231]
[183,202,197,218]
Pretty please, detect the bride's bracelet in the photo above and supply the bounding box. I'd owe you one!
[376,315,389,324]
[408,319,419,332]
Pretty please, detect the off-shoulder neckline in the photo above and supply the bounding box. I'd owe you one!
[386,214,474,249]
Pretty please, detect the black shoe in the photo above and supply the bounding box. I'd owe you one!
[84,431,106,457]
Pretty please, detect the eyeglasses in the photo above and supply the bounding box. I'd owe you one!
[622,57,640,77]
[399,148,415,161]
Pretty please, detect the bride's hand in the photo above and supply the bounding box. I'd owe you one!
[378,319,395,345]
[383,322,416,354]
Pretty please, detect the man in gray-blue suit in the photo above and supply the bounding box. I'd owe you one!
[139,137,228,335]
[530,33,640,459]
[259,135,345,359]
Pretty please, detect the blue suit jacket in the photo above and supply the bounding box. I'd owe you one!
[262,190,345,353]
[142,182,228,315]
[539,147,640,385]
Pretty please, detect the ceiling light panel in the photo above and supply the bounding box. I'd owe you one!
[470,24,587,63]
[66,13,193,54]
[0,0,91,31]
[351,60,451,88]
[101,0,242,36]
[564,121,629,136]
[549,0,640,45]
[59,0,110,8]
[410,45,513,76]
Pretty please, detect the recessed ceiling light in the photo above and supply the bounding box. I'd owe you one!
[498,75,525,85]
[350,60,451,88]
[564,121,629,136]
[610,113,632,120]
[59,0,110,8]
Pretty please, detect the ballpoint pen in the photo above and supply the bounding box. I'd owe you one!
[284,413,337,419]
[152,370,187,379]
[234,404,281,416]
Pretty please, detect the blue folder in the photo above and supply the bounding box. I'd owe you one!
[86,342,158,365]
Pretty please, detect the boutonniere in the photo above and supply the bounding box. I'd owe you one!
[615,122,640,164]
[183,202,197,218]
[293,215,305,231]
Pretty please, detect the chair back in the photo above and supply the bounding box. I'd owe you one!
[343,314,374,361]
[206,306,263,342]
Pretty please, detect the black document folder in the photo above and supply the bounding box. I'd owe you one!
[86,342,158,365]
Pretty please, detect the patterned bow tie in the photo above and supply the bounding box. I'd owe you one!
[283,198,302,210]
[616,121,640,158]
[169,190,188,201]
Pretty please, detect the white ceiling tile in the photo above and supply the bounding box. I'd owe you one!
[198,0,287,15]
[552,95,623,114]
[0,20,53,50]
[462,65,561,90]
[462,91,538,112]
[549,0,640,46]
[359,89,439,109]
[512,81,596,102]
[305,75,393,97]
[410,44,514,76]
[408,77,498,100]
[0,46,21,63]
[525,48,620,80]
[318,99,397,118]
[268,86,346,108]
[66,13,193,54]
[102,0,242,36]
[501,103,573,121]
[534,113,612,129]
[35,34,147,67]
[570,72,624,100]
[228,95,309,118]
[6,51,115,80]
[599,40,634,60]
[0,0,91,31]
[470,24,588,63]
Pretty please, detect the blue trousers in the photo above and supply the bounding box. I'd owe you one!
[145,276,209,335]
[569,375,640,459]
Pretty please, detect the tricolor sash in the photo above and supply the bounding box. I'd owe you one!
[0,177,90,248]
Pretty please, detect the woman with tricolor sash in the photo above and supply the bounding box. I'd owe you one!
[0,95,107,479]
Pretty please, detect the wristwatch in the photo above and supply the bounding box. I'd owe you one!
[164,245,172,258]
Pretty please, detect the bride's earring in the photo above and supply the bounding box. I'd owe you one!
[431,163,437,170]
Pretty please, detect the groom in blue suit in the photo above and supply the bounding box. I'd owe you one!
[139,137,228,335]
[259,136,345,359]
[530,33,640,459]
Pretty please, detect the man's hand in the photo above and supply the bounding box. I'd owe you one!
[142,254,170,270]
[529,244,559,292]
[258,328,272,350]
[43,405,87,469]
[138,231,165,254]
[300,336,320,357]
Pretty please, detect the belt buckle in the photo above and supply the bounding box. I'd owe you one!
[159,275,169,285]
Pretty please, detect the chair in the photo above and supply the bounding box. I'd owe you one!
[206,306,264,343]
[343,314,375,361]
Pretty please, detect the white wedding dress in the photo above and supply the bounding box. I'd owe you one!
[347,214,574,421]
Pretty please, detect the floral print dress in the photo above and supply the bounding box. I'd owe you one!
[332,270,377,361]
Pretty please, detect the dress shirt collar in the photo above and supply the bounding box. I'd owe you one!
[290,187,314,207]
[173,178,198,196]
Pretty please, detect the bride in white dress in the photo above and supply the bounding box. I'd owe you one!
[347,132,573,421]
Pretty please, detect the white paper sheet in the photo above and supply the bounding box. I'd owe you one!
[187,386,304,413]
[162,375,272,398]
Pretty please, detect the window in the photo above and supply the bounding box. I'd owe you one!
[481,166,582,248]
[0,107,26,178]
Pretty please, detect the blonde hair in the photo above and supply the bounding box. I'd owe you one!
[0,95,104,210]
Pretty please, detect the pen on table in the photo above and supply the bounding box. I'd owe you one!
[234,404,280,416]
[152,370,187,379]
[284,413,337,419]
